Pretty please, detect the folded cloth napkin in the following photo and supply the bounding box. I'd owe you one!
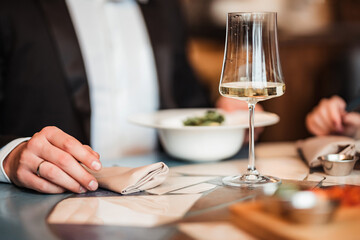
[86,162,169,194]
[296,136,358,167]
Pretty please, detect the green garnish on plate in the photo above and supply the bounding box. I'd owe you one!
[183,110,225,126]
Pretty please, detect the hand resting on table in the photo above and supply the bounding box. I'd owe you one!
[3,126,102,194]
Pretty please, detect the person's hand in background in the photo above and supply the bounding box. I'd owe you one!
[342,111,360,138]
[3,126,101,194]
[306,95,360,138]
[216,96,264,142]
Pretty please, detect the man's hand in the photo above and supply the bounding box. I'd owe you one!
[343,112,360,137]
[3,126,101,194]
[306,95,360,138]
[306,95,346,136]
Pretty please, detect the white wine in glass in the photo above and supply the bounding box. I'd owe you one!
[219,12,285,187]
[220,82,285,102]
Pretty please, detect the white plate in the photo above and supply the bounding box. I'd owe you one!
[128,108,279,130]
[128,109,279,161]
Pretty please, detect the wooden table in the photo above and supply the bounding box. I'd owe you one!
[0,144,326,240]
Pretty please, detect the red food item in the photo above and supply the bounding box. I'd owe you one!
[312,186,360,207]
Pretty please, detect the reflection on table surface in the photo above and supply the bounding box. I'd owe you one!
[0,142,358,240]
[48,194,202,227]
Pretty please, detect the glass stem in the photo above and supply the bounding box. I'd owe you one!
[247,102,258,176]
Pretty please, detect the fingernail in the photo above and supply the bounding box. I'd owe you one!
[91,161,101,171]
[79,186,87,193]
[88,180,98,191]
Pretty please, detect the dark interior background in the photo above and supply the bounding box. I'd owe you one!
[180,0,360,142]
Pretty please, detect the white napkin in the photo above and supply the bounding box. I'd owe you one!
[87,162,169,194]
[296,136,358,167]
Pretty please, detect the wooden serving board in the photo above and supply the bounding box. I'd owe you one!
[230,201,360,240]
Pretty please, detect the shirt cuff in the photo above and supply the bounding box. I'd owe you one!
[0,137,31,183]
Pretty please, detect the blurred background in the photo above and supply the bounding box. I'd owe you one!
[180,0,360,142]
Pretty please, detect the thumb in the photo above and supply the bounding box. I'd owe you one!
[343,112,360,127]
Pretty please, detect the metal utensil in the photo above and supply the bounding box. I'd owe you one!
[263,189,338,224]
[318,154,358,176]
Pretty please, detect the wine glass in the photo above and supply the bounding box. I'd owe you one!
[219,12,285,187]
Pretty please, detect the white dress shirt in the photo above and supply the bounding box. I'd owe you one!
[0,0,159,182]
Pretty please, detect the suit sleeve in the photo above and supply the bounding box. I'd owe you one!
[0,11,24,148]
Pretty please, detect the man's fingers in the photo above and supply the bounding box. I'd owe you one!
[343,112,360,126]
[4,127,101,194]
[38,142,98,191]
[12,148,87,193]
[306,95,347,136]
[306,113,328,136]
[315,103,333,131]
[83,145,100,158]
[331,95,347,110]
[37,161,87,193]
[328,96,346,132]
[40,127,101,171]
[20,171,66,194]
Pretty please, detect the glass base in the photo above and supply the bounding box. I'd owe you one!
[222,174,281,189]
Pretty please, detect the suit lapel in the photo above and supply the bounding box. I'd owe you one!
[37,0,91,143]
[139,0,177,109]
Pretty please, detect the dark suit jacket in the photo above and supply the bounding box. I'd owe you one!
[0,0,211,147]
